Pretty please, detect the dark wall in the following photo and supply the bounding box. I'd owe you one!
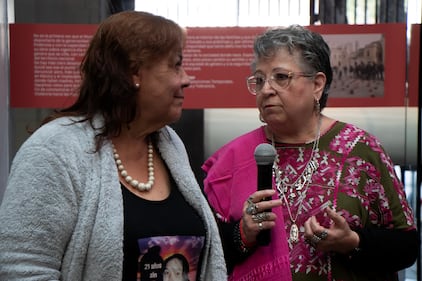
[14,0,106,23]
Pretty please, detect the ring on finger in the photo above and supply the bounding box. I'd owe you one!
[246,201,258,215]
[318,229,328,240]
[252,213,263,223]
[252,212,269,223]
[310,234,321,245]
[258,222,264,230]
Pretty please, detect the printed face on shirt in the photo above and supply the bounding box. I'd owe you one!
[163,257,187,281]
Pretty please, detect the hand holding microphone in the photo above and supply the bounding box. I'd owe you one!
[253,143,277,245]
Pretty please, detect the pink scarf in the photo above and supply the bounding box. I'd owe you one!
[203,127,292,281]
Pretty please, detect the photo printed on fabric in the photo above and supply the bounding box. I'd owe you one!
[137,235,205,281]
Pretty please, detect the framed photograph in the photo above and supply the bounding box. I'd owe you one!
[309,24,406,107]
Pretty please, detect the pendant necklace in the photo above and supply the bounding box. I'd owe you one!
[272,116,321,244]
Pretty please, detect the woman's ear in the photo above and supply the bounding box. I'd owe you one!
[313,72,326,100]
[132,73,141,89]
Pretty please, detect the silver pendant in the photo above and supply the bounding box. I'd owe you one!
[289,223,299,243]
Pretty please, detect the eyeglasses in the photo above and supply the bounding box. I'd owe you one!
[246,71,315,95]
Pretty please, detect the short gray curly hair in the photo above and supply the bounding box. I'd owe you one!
[252,25,333,110]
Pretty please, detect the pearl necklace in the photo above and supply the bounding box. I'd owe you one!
[112,140,155,192]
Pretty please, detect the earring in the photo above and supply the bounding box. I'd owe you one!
[259,113,266,123]
[135,83,140,88]
[315,99,321,114]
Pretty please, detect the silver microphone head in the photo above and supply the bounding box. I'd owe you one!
[254,143,276,165]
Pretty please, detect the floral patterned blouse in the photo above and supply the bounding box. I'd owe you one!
[274,121,415,281]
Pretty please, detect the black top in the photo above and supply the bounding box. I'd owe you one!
[121,177,206,281]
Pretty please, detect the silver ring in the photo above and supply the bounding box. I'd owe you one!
[258,222,263,230]
[252,212,269,223]
[318,229,328,240]
[310,234,321,245]
[246,201,258,215]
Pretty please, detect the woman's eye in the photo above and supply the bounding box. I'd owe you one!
[273,73,289,81]
[255,77,265,85]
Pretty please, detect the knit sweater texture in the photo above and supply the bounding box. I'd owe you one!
[0,116,227,281]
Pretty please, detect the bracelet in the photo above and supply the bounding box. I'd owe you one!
[239,219,256,248]
[234,221,253,254]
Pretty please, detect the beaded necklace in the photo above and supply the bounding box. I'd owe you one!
[112,139,155,192]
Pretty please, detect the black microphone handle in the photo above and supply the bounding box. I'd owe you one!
[254,143,276,246]
[256,163,272,246]
[257,163,273,196]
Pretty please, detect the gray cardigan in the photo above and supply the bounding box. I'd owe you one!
[0,116,227,280]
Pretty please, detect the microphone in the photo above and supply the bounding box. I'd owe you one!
[254,143,277,246]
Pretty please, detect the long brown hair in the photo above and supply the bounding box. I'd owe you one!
[40,11,185,151]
